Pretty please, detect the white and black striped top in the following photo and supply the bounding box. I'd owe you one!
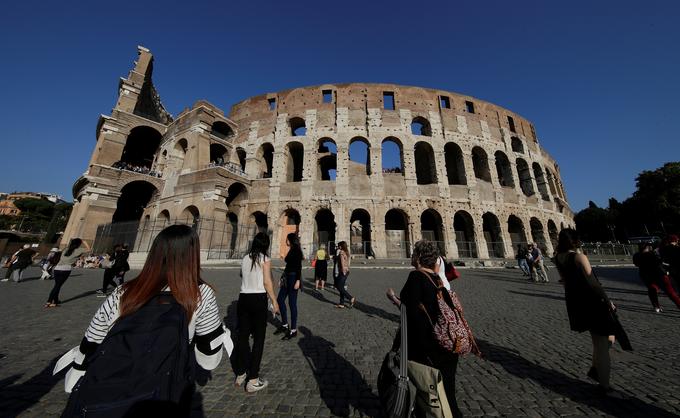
[81,284,225,369]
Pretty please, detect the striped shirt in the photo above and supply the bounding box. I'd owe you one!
[85,284,223,348]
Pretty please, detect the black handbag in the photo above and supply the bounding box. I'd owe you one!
[377,304,416,418]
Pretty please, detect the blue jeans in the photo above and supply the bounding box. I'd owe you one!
[335,273,354,305]
[518,258,530,275]
[277,272,299,329]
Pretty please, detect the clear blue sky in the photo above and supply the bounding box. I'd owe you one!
[1,0,677,211]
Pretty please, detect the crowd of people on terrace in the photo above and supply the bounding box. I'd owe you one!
[111,161,162,177]
[382,167,402,174]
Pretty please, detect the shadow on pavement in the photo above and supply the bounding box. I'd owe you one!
[297,326,381,417]
[59,289,99,304]
[0,355,62,418]
[477,339,679,418]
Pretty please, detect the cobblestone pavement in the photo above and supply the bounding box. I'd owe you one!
[1,265,679,417]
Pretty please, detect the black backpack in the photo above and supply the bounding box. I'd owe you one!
[377,304,416,418]
[62,294,196,417]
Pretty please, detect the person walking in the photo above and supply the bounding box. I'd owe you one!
[528,243,549,283]
[45,239,90,308]
[3,244,37,282]
[275,233,303,340]
[40,247,61,280]
[660,235,680,291]
[115,244,130,286]
[516,244,530,277]
[234,233,279,393]
[98,244,128,296]
[53,225,229,416]
[334,241,356,309]
[633,242,680,312]
[314,244,329,291]
[554,228,630,397]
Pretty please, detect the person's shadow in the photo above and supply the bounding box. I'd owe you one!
[297,326,381,417]
[0,355,63,417]
[477,339,678,418]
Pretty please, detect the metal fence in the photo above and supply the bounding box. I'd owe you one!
[456,241,478,259]
[486,241,506,259]
[580,243,636,259]
[93,218,264,260]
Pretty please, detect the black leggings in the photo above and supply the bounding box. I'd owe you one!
[234,293,268,378]
[47,270,71,304]
[102,268,118,292]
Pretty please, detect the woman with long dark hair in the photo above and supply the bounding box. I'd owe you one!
[55,225,229,410]
[275,233,303,340]
[234,233,279,393]
[554,228,626,396]
[45,238,90,308]
[334,241,355,308]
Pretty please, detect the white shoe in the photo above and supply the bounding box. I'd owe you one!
[234,373,247,387]
[245,377,268,393]
[654,307,663,313]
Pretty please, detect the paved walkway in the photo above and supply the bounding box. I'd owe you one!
[0,265,679,417]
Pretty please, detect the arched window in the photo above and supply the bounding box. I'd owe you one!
[158,209,170,224]
[286,142,304,182]
[508,215,528,257]
[516,158,534,196]
[547,220,559,250]
[530,217,547,254]
[317,138,337,181]
[494,151,515,187]
[411,116,432,136]
[421,209,446,255]
[112,181,158,223]
[314,209,336,248]
[382,137,404,175]
[454,211,477,258]
[257,143,274,179]
[119,126,162,169]
[482,212,504,258]
[385,208,410,258]
[210,144,228,165]
[289,117,306,136]
[180,205,200,226]
[349,137,371,175]
[532,163,550,201]
[350,209,372,256]
[211,121,233,139]
[236,147,247,171]
[511,136,524,154]
[545,168,558,197]
[471,147,491,182]
[414,142,437,185]
[444,143,466,185]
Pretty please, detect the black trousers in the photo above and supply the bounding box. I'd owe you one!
[438,354,462,418]
[47,270,71,304]
[102,268,118,292]
[234,293,268,379]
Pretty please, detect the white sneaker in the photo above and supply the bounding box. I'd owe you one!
[234,373,247,387]
[654,307,663,313]
[245,377,268,393]
[0,279,8,282]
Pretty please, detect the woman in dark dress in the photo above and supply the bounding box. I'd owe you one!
[275,233,303,340]
[554,228,619,395]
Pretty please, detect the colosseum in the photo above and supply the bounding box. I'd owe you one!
[62,46,574,261]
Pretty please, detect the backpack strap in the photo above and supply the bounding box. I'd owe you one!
[398,304,408,379]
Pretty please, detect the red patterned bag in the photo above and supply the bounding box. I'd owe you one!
[420,271,480,356]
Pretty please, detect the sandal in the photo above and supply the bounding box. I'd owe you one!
[350,297,356,308]
[334,304,346,309]
[44,303,58,308]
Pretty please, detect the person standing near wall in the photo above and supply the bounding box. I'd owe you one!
[528,243,549,283]
[45,239,89,307]
[314,244,329,291]
[516,244,530,277]
[234,233,279,393]
[275,233,303,340]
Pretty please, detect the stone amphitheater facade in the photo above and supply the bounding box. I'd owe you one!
[63,47,574,260]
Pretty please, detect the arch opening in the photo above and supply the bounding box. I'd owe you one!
[251,211,269,234]
[508,215,528,257]
[411,116,432,136]
[414,142,438,185]
[444,143,466,185]
[511,136,524,154]
[494,151,515,188]
[545,168,558,197]
[279,208,301,258]
[471,147,491,182]
[210,143,229,165]
[350,209,372,257]
[119,126,162,170]
[530,217,548,254]
[385,208,410,258]
[533,163,551,201]
[211,121,233,139]
[317,139,337,181]
[482,212,505,258]
[289,117,306,136]
[314,209,336,250]
[547,220,559,250]
[112,181,157,223]
[517,158,535,196]
[285,142,304,182]
[236,147,247,171]
[381,137,404,175]
[349,137,371,176]
[180,205,200,226]
[421,209,446,255]
[158,209,170,224]
[257,143,274,179]
[454,211,477,258]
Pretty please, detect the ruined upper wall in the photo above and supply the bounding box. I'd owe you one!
[227,83,539,146]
